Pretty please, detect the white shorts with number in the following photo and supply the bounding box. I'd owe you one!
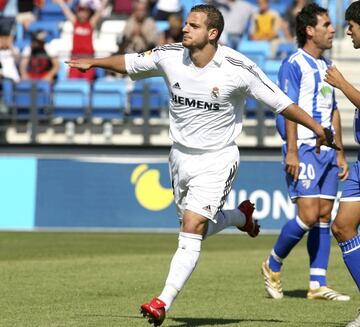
[169,143,240,222]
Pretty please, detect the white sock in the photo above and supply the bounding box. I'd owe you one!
[205,209,246,238]
[158,232,202,311]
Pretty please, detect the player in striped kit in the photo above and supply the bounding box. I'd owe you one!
[262,3,350,301]
[325,1,360,325]
[67,4,340,326]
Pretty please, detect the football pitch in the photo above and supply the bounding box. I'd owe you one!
[1,232,358,327]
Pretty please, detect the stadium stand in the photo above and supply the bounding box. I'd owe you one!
[112,0,133,17]
[129,77,169,119]
[0,0,357,147]
[155,20,170,33]
[38,0,67,22]
[27,21,60,43]
[275,41,297,60]
[91,77,126,120]
[52,79,90,120]
[263,59,282,83]
[237,39,272,69]
[3,80,51,121]
[98,19,127,47]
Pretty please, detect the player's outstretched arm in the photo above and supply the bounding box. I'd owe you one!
[66,55,127,75]
[281,103,340,153]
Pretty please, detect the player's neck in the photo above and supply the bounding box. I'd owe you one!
[302,44,324,59]
[189,44,217,68]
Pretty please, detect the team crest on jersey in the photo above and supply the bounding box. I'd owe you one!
[211,87,220,99]
[138,49,153,57]
[302,179,311,189]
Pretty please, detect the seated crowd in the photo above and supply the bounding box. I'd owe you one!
[0,0,336,117]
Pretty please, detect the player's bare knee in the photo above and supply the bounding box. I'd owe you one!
[331,219,356,242]
[319,214,332,223]
[298,214,318,227]
[181,219,205,235]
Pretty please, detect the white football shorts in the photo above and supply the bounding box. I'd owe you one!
[169,142,240,222]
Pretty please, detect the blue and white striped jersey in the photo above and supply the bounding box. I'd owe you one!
[355,108,360,145]
[276,48,337,145]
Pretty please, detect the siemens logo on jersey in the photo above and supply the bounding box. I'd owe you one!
[171,92,220,110]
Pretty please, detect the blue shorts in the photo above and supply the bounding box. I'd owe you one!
[340,159,360,202]
[282,144,338,201]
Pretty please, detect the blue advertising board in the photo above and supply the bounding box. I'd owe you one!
[0,158,36,228]
[0,155,347,231]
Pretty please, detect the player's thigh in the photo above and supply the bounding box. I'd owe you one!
[332,201,360,241]
[186,145,239,221]
[169,146,190,219]
[318,198,335,222]
[169,144,239,221]
[285,145,326,200]
[333,160,360,238]
[296,197,320,225]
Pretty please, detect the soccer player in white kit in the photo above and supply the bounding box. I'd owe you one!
[325,1,360,326]
[67,4,339,326]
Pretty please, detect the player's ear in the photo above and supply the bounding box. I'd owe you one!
[208,28,218,42]
[306,25,314,38]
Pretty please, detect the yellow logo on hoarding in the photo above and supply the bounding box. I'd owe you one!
[131,164,173,211]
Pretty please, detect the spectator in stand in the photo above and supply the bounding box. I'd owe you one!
[282,0,310,42]
[219,0,257,49]
[78,0,111,23]
[250,0,282,41]
[111,0,133,18]
[19,30,59,82]
[16,0,44,31]
[249,0,283,57]
[0,0,17,36]
[158,13,183,45]
[154,0,182,21]
[118,0,158,54]
[0,32,20,83]
[53,0,108,81]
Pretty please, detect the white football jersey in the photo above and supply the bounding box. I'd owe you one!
[125,43,293,150]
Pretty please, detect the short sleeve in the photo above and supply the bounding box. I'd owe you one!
[277,59,301,103]
[239,63,293,114]
[125,49,163,80]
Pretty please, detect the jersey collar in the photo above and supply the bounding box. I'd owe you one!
[183,44,224,67]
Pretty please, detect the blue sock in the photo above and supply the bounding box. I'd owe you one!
[269,216,310,272]
[339,234,360,291]
[307,223,330,288]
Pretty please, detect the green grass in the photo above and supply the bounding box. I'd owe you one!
[0,232,358,326]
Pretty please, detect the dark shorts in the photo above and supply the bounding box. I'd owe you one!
[0,17,15,36]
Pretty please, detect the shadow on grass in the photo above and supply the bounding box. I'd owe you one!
[283,289,308,298]
[168,317,283,326]
[77,314,344,326]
